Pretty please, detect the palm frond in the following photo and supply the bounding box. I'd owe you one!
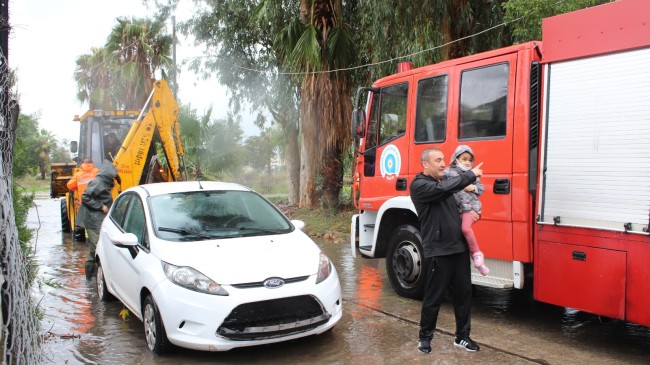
[290,25,321,70]
[327,25,354,69]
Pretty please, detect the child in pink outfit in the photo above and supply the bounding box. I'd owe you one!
[445,145,489,276]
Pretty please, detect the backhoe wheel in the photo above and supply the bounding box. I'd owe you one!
[143,295,172,355]
[386,225,425,299]
[60,198,71,233]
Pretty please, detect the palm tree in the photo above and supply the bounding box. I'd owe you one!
[276,0,354,209]
[35,129,58,180]
[74,17,174,110]
[105,17,173,108]
[74,47,113,109]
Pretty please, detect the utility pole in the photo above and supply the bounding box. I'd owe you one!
[172,15,178,98]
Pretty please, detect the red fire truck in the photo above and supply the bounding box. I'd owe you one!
[350,0,650,327]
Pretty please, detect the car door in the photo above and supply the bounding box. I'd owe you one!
[108,194,152,314]
[101,193,133,299]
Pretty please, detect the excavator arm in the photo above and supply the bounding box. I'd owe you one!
[112,79,186,194]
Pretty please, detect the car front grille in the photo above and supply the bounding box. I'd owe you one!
[217,295,330,340]
[231,275,310,289]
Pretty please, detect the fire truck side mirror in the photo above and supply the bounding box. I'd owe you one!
[70,141,78,154]
[352,108,366,138]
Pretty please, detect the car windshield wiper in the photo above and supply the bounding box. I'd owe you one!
[157,226,215,240]
[232,226,286,235]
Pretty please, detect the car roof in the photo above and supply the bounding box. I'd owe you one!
[131,181,252,197]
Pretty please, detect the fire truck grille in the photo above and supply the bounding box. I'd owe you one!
[217,295,330,340]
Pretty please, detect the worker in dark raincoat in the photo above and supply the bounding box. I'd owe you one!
[76,160,118,279]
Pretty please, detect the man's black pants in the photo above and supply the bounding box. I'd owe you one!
[418,251,472,341]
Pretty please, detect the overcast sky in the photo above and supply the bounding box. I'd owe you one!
[9,0,259,143]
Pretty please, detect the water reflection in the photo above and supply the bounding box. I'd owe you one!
[29,197,650,365]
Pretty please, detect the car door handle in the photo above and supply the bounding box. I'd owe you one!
[493,179,510,194]
[396,178,407,191]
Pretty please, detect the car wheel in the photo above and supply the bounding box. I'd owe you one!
[386,224,425,299]
[96,262,115,302]
[61,198,71,233]
[143,295,171,355]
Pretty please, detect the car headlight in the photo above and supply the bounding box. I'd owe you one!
[161,262,229,296]
[315,252,332,284]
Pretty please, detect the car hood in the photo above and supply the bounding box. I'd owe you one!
[152,230,321,284]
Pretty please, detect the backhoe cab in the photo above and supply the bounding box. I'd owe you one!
[51,79,186,239]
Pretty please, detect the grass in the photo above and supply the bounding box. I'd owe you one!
[272,199,355,243]
[297,206,353,242]
[15,175,50,194]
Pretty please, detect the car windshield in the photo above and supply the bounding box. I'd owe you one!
[150,190,292,241]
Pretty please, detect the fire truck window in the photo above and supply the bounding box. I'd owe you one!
[364,92,381,176]
[366,92,380,150]
[378,83,408,146]
[459,63,508,139]
[415,75,448,143]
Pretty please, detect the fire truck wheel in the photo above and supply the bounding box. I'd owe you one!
[386,225,425,300]
[61,198,71,233]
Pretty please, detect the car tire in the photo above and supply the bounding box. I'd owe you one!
[143,295,172,355]
[61,198,71,233]
[385,224,425,300]
[96,262,115,302]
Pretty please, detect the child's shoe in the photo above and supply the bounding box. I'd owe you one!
[472,252,490,276]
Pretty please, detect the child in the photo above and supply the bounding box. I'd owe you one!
[445,145,490,276]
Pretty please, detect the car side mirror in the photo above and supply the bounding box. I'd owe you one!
[291,220,305,232]
[70,140,78,153]
[111,232,139,247]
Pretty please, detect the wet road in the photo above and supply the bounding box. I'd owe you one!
[29,197,650,364]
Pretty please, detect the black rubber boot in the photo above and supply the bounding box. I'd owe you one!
[85,262,96,280]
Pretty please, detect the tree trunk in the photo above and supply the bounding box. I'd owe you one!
[321,144,343,213]
[284,122,300,205]
[299,136,317,208]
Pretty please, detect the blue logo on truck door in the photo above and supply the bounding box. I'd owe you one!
[380,145,401,180]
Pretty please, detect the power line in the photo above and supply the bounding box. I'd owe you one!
[185,15,524,76]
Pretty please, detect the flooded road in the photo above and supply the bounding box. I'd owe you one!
[30,197,650,364]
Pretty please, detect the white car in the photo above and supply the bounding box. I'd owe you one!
[95,181,342,354]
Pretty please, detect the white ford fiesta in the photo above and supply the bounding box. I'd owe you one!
[94,181,342,354]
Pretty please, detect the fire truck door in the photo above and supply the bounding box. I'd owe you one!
[358,82,411,210]
[452,54,517,260]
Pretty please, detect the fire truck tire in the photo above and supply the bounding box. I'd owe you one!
[61,198,71,233]
[386,224,425,300]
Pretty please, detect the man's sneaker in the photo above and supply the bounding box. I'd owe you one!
[417,340,431,354]
[454,337,480,352]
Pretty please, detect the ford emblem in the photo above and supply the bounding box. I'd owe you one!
[263,278,284,289]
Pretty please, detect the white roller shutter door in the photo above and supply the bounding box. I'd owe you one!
[540,47,650,233]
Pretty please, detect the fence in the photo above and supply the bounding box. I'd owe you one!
[0,50,42,363]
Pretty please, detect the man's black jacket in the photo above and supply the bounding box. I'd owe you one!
[410,171,477,257]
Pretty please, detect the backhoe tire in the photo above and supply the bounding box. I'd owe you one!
[61,198,71,233]
[386,224,425,300]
